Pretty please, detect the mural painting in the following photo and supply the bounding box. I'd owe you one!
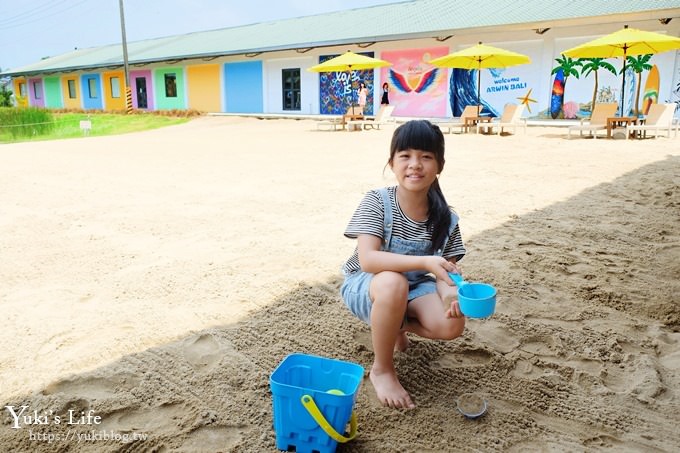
[318,52,375,115]
[380,47,449,118]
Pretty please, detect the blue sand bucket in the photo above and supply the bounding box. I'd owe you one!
[270,353,364,453]
[449,273,497,318]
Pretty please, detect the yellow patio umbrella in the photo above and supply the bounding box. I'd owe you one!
[563,26,680,116]
[428,42,531,116]
[308,51,391,114]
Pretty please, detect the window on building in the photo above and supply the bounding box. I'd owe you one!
[67,80,76,99]
[164,73,177,97]
[110,77,121,98]
[33,81,42,99]
[282,68,300,111]
[19,82,26,97]
[88,78,98,98]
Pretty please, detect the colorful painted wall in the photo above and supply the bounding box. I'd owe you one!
[28,78,45,107]
[445,41,543,118]
[550,36,677,118]
[61,75,81,109]
[130,70,154,110]
[81,74,103,110]
[102,71,126,111]
[8,24,679,119]
[187,64,221,112]
[318,52,375,116]
[43,77,63,109]
[225,61,263,113]
[380,47,449,118]
[154,67,186,110]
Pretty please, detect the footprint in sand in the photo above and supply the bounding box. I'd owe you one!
[182,333,223,372]
[600,354,666,403]
[42,372,140,399]
[655,331,680,372]
[518,335,562,356]
[434,347,493,369]
[472,320,520,354]
[98,403,185,432]
[178,426,244,452]
[511,335,602,380]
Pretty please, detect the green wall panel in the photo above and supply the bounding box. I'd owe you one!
[44,77,63,108]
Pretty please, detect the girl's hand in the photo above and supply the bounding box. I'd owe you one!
[445,299,464,319]
[425,256,460,284]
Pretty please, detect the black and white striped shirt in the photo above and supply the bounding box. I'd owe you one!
[342,186,466,274]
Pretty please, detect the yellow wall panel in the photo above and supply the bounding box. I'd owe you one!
[187,64,221,112]
[102,70,126,111]
[61,75,81,109]
[12,78,28,106]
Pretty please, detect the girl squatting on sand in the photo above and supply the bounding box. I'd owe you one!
[341,120,466,409]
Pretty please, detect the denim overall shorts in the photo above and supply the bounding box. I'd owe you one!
[341,188,458,324]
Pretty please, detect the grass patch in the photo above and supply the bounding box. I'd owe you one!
[0,107,55,139]
[0,110,192,143]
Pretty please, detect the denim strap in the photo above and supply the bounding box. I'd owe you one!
[378,187,392,250]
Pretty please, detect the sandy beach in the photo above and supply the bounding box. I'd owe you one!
[0,116,678,452]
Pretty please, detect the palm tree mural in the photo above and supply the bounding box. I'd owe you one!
[550,55,582,118]
[580,58,617,113]
[625,54,653,117]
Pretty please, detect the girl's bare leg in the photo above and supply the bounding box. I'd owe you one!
[405,291,465,340]
[369,271,416,409]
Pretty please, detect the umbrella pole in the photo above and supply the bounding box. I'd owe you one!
[477,65,481,116]
[348,67,355,116]
[620,47,627,117]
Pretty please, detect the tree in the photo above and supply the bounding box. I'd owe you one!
[551,55,582,116]
[625,54,653,117]
[580,58,617,112]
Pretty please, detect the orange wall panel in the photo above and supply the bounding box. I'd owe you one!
[187,64,221,112]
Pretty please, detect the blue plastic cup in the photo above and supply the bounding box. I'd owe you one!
[448,273,497,318]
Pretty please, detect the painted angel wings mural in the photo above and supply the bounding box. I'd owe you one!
[389,68,442,93]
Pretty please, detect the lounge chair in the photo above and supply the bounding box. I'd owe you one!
[315,115,344,131]
[435,105,482,134]
[567,102,618,139]
[625,103,678,139]
[488,104,527,135]
[346,105,395,130]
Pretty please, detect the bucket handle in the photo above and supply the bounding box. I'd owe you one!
[300,394,358,443]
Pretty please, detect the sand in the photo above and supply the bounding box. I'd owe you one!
[0,116,678,452]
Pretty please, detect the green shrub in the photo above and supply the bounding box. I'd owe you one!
[0,85,12,107]
[0,107,54,139]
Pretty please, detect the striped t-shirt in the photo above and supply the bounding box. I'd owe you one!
[342,186,466,274]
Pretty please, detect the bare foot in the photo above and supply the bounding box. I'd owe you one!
[394,331,410,352]
[369,366,415,409]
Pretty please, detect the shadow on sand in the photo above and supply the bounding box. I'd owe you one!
[2,156,678,452]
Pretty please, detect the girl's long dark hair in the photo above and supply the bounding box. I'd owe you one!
[389,120,451,254]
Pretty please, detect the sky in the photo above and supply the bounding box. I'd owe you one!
[0,0,401,71]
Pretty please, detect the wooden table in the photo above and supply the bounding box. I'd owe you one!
[606,116,638,139]
[465,116,493,134]
[343,113,364,131]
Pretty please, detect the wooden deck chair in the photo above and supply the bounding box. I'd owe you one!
[435,105,482,134]
[346,105,395,130]
[489,103,527,135]
[567,103,618,139]
[625,103,678,139]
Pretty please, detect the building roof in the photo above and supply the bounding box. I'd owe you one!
[4,0,680,77]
